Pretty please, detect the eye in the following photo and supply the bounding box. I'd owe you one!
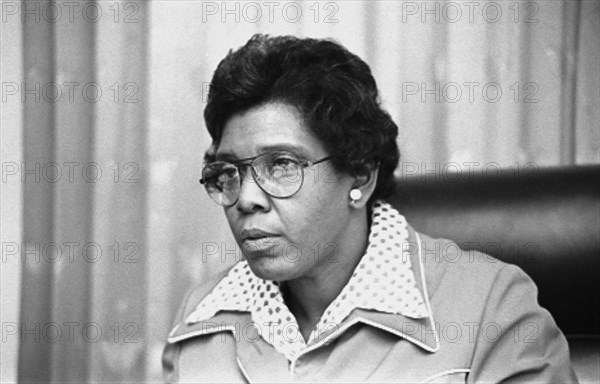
[218,167,237,180]
[264,154,301,182]
[272,156,297,168]
[203,163,238,189]
[269,154,299,174]
[212,168,237,189]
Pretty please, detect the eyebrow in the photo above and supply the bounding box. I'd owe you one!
[215,143,312,161]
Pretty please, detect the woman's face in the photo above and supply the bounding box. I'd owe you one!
[216,102,356,282]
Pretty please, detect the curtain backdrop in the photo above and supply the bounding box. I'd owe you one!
[2,0,598,382]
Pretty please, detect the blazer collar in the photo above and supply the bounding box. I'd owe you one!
[167,220,439,354]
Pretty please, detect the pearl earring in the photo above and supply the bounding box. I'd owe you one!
[349,189,362,203]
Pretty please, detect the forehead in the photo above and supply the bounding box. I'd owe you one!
[216,102,327,160]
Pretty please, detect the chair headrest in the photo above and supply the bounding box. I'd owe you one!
[389,165,600,336]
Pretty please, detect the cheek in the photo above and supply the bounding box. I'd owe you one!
[223,208,242,240]
[280,182,350,244]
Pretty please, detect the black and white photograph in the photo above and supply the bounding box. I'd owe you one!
[1,1,599,383]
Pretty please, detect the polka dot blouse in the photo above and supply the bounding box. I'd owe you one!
[186,200,429,361]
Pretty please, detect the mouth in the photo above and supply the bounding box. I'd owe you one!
[240,228,280,249]
[241,228,279,241]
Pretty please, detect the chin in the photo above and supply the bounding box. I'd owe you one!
[245,254,302,282]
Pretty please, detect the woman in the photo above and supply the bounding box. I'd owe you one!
[163,34,577,383]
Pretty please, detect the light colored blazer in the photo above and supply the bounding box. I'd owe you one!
[163,225,578,383]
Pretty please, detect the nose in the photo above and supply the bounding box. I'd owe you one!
[235,168,271,214]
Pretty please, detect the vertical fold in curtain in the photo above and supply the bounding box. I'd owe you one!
[89,1,149,381]
[559,0,582,165]
[18,1,149,382]
[574,0,599,164]
[49,2,96,380]
[19,0,56,380]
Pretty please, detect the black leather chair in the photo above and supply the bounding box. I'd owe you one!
[389,165,600,383]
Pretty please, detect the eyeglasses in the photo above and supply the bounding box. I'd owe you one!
[200,151,331,206]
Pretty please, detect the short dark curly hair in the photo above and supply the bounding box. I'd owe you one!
[204,34,400,204]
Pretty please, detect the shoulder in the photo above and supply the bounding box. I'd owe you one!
[413,231,577,382]
[416,231,523,294]
[414,230,545,322]
[170,267,232,327]
[163,265,249,383]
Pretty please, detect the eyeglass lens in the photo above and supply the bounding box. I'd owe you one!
[202,153,305,206]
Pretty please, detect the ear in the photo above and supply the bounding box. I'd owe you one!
[350,163,379,209]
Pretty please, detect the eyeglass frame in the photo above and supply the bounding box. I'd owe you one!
[199,151,332,206]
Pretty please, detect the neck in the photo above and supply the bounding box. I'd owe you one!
[281,208,370,340]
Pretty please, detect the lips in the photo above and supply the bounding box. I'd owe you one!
[241,228,279,241]
[240,228,280,253]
